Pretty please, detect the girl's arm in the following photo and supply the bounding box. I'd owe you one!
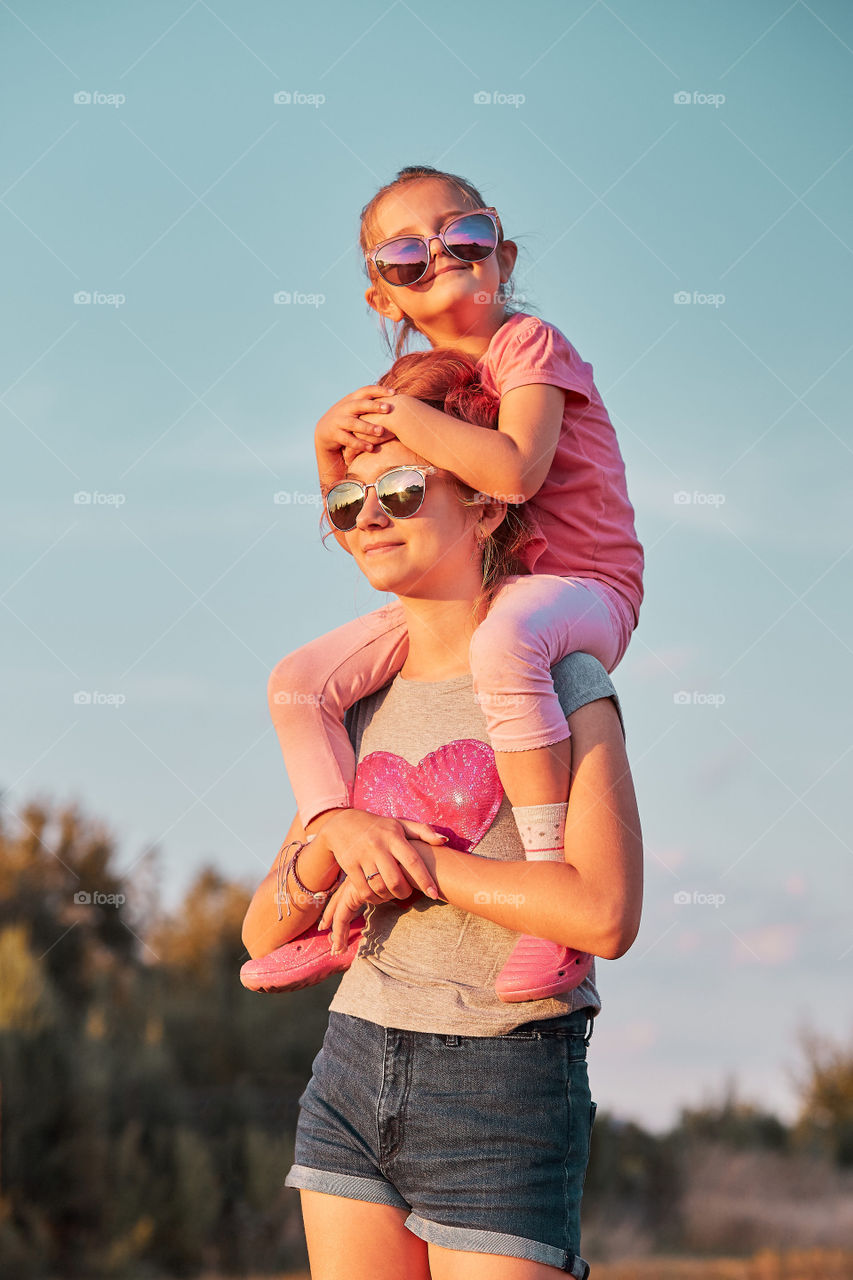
[358,382,566,502]
[321,696,643,960]
[314,383,396,492]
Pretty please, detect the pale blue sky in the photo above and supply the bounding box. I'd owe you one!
[2,1,852,1130]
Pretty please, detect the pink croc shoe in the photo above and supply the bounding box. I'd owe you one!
[240,918,365,994]
[495,935,593,1003]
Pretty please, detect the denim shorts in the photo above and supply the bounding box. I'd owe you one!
[285,1007,597,1277]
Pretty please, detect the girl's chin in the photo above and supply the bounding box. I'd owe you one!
[415,280,488,316]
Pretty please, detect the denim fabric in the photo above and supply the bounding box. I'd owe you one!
[285,1007,597,1276]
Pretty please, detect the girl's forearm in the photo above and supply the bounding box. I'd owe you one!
[361,400,532,501]
[416,843,628,959]
[316,441,347,491]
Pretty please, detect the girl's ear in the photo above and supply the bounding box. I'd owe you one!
[365,283,405,324]
[497,237,518,285]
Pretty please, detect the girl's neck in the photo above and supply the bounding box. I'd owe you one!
[421,307,510,361]
[395,594,484,681]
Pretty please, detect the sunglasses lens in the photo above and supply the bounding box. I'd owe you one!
[374,237,429,286]
[376,469,426,518]
[326,482,364,531]
[444,212,498,262]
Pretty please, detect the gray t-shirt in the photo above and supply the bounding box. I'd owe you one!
[329,651,625,1036]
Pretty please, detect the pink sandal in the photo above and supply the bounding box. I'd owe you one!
[240,917,365,993]
[495,936,593,1003]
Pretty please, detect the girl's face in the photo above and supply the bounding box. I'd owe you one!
[365,179,517,338]
[341,440,487,603]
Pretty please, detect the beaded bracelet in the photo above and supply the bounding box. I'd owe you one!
[274,835,344,919]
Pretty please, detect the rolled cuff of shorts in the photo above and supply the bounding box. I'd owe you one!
[285,1163,410,1210]
[405,1212,590,1277]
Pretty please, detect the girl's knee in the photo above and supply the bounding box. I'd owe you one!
[469,611,547,687]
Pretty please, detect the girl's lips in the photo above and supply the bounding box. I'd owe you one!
[419,264,470,285]
[362,541,403,554]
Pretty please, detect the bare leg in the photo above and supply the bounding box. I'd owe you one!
[299,1189,431,1280]
[492,739,572,808]
[492,735,589,1003]
[428,1240,572,1279]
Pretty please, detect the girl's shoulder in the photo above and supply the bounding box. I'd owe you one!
[481,312,592,398]
[484,311,577,363]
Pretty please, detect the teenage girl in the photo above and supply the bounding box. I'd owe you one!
[264,165,643,1002]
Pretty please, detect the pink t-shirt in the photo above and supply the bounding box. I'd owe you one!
[477,313,644,627]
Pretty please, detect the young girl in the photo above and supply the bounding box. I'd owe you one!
[261,165,643,1002]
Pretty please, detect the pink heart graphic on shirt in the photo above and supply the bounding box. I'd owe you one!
[353,739,504,852]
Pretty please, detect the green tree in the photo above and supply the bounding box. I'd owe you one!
[0,796,327,1275]
[676,1076,789,1152]
[793,1026,853,1165]
[0,924,58,1032]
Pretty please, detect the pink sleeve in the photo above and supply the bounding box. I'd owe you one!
[490,316,593,404]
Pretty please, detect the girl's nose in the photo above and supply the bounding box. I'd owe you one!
[427,234,452,262]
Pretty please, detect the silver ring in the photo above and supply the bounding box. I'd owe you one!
[366,871,382,881]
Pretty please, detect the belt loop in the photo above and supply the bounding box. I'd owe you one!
[583,1010,594,1047]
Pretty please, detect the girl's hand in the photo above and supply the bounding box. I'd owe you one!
[318,877,384,955]
[315,385,397,457]
[313,808,446,901]
[350,423,397,447]
[350,393,399,447]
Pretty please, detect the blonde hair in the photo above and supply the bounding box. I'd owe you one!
[359,165,529,361]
